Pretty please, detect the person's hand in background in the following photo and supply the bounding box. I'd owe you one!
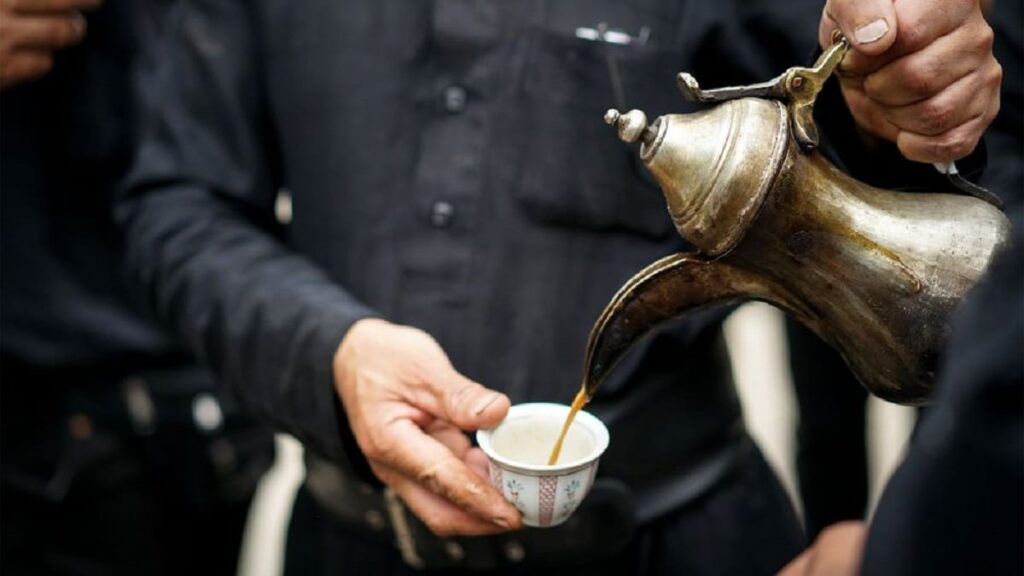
[778,521,867,576]
[334,318,522,536]
[820,0,1001,163]
[0,0,102,90]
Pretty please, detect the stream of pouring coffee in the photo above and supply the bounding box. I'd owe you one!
[547,387,589,465]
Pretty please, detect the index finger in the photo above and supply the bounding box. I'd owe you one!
[386,419,521,529]
[380,468,513,536]
[7,0,103,13]
[0,13,86,50]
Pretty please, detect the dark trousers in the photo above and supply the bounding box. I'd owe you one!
[284,441,804,576]
[786,320,869,538]
[1,471,252,576]
[0,360,274,576]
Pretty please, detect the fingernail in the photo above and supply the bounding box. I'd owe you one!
[855,19,888,45]
[70,13,86,37]
[473,393,500,415]
[493,517,511,529]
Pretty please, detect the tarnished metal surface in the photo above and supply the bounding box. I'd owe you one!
[606,99,790,257]
[676,34,849,151]
[587,55,1011,405]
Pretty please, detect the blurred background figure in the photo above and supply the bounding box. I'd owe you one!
[0,1,274,574]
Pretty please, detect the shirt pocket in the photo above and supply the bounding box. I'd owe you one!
[514,0,688,240]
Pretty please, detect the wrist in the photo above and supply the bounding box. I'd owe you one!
[333,317,389,381]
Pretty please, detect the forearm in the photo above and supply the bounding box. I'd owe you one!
[118,183,375,461]
[119,0,375,461]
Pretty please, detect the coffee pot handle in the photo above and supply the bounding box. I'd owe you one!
[675,35,849,151]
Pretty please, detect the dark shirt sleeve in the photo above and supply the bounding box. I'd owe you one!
[118,2,375,462]
[860,229,1024,575]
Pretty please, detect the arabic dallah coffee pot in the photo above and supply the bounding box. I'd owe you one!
[582,39,1010,404]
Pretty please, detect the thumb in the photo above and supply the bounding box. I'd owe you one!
[430,368,510,431]
[824,0,897,55]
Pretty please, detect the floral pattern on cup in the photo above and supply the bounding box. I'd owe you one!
[506,478,527,514]
[560,478,581,516]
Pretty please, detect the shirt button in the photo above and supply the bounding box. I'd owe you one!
[431,201,455,228]
[444,541,465,562]
[455,153,478,172]
[192,393,224,433]
[364,510,386,531]
[503,540,525,563]
[442,85,467,113]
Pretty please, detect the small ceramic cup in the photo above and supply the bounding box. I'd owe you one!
[476,402,609,528]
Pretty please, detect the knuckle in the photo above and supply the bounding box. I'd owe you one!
[986,97,1000,123]
[932,136,974,162]
[989,62,1003,88]
[861,74,883,99]
[62,18,82,43]
[951,0,976,17]
[839,53,875,78]
[900,68,934,99]
[448,381,480,412]
[45,22,68,45]
[52,16,85,46]
[361,432,394,462]
[952,137,976,159]
[358,438,381,460]
[896,21,927,51]
[416,465,443,494]
[977,22,995,52]
[918,101,954,134]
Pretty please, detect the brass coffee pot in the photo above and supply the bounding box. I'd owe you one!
[584,39,1011,405]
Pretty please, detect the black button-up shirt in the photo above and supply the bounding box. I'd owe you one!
[120,0,951,517]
